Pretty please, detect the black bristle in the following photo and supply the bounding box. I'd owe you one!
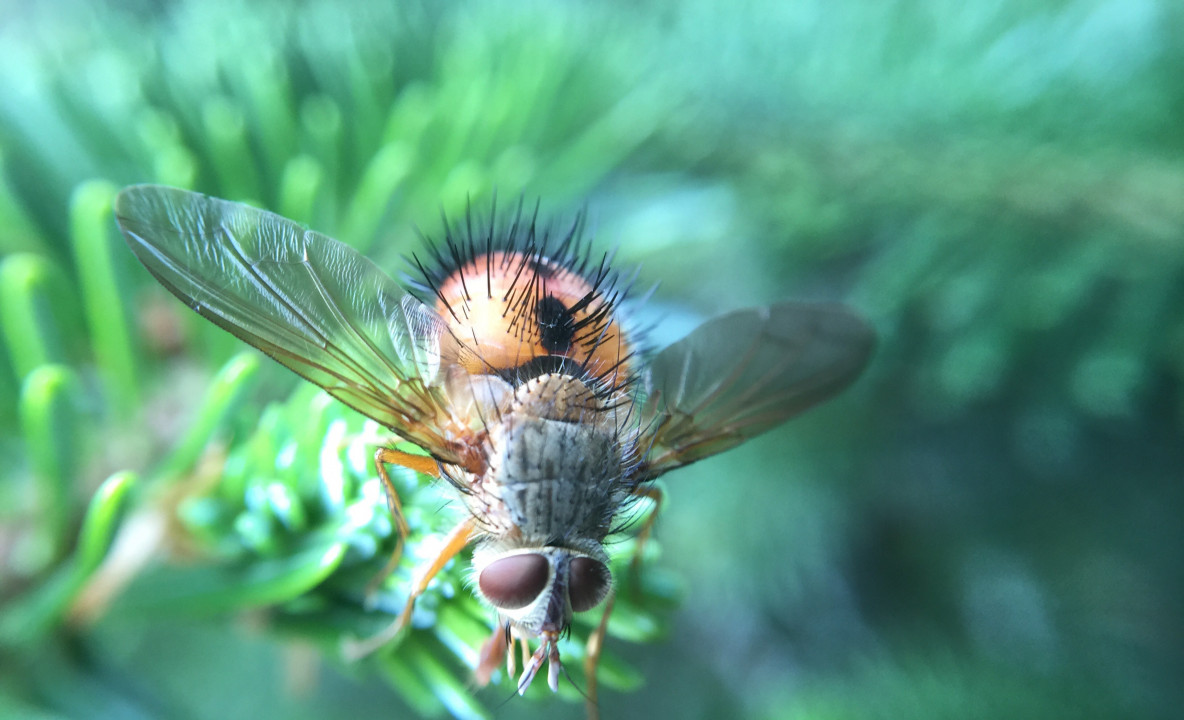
[410,252,461,324]
[445,231,470,305]
[485,197,495,300]
[464,195,476,270]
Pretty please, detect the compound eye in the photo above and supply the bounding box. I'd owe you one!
[478,553,550,610]
[568,557,611,612]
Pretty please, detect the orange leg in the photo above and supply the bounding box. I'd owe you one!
[343,515,476,661]
[475,624,509,686]
[584,483,664,720]
[365,447,441,597]
[584,590,614,720]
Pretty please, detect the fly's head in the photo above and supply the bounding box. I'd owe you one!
[473,540,613,636]
[471,539,613,692]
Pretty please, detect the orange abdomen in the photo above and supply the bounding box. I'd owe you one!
[435,251,631,383]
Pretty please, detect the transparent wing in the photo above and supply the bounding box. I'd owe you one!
[638,301,874,478]
[116,185,465,463]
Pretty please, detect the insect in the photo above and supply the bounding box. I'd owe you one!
[115,185,874,716]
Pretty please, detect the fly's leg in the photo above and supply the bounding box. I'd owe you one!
[475,624,510,686]
[584,591,615,720]
[584,483,664,720]
[342,516,476,661]
[365,447,441,598]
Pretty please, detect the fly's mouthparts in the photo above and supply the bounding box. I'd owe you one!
[517,632,562,695]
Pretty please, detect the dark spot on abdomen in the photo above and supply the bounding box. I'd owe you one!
[536,294,575,353]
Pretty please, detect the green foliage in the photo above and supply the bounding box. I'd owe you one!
[1,0,1182,719]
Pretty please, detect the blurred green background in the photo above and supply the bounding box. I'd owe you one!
[1,1,1182,718]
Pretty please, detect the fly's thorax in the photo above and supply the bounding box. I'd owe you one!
[471,541,613,636]
[481,373,638,544]
[504,372,638,450]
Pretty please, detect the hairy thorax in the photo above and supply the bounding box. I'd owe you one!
[462,373,637,548]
